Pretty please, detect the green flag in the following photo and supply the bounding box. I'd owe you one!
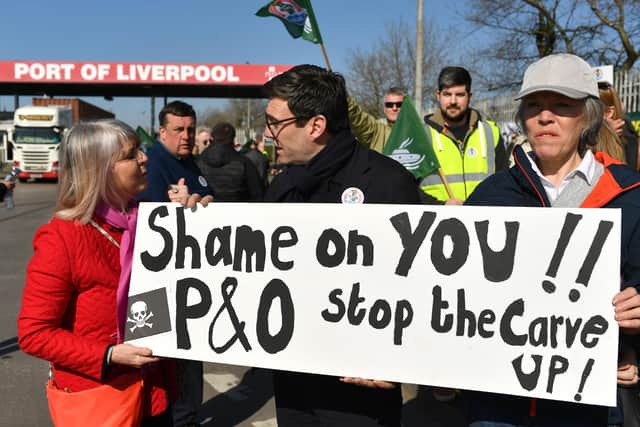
[256,0,323,44]
[383,95,440,179]
[136,126,155,151]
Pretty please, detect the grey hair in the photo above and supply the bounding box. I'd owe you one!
[516,97,603,156]
[55,119,139,223]
[196,125,211,135]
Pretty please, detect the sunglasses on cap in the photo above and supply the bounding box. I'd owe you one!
[384,101,403,109]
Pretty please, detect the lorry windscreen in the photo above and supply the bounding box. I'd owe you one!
[15,127,62,144]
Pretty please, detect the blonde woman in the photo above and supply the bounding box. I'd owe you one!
[594,120,626,163]
[599,81,639,169]
[18,120,205,426]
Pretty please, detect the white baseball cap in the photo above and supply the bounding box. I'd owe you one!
[516,53,599,100]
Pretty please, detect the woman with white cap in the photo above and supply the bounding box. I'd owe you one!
[465,53,640,426]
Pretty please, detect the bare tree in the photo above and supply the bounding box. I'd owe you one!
[465,0,640,91]
[345,18,449,117]
[587,0,640,71]
[200,98,267,135]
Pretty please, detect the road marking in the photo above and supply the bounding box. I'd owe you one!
[203,373,249,400]
[252,419,278,427]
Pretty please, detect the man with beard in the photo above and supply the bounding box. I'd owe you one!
[263,64,425,427]
[421,66,507,204]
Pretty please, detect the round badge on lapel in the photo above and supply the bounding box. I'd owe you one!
[198,176,208,187]
[467,147,478,157]
[341,187,365,204]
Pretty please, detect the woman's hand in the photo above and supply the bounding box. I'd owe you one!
[618,347,639,386]
[168,178,214,208]
[109,343,160,368]
[605,117,625,137]
[613,287,640,333]
[340,377,397,389]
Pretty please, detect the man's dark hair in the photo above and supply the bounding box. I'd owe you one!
[211,122,236,145]
[438,67,472,92]
[159,100,196,127]
[263,64,349,135]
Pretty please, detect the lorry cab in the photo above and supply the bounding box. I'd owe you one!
[12,105,73,181]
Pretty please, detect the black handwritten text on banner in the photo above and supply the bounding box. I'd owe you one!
[127,203,620,406]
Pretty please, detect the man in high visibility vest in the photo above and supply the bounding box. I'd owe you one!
[422,67,507,204]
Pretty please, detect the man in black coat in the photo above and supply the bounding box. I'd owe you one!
[196,122,264,201]
[243,135,270,186]
[263,64,428,427]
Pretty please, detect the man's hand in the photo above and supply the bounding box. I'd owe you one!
[445,197,463,206]
[340,377,397,389]
[168,178,214,208]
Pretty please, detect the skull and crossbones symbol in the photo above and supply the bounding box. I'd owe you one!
[127,300,154,333]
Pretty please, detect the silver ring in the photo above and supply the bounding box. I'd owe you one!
[171,187,179,194]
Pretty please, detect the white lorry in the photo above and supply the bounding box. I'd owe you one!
[12,105,73,181]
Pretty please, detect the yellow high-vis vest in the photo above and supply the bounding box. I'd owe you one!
[420,120,500,201]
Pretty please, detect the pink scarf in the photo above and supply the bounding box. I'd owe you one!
[95,202,138,343]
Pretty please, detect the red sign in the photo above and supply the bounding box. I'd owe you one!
[0,61,293,85]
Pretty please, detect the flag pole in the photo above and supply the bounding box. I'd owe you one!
[320,44,332,71]
[437,168,455,200]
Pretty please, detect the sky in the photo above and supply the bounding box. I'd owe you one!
[1,0,469,129]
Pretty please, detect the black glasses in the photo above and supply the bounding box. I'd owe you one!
[265,114,307,140]
[597,81,612,89]
[384,101,403,109]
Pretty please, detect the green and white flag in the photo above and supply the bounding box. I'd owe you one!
[383,95,440,179]
[136,126,156,151]
[256,0,323,44]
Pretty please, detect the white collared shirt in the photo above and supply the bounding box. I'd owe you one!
[525,150,597,203]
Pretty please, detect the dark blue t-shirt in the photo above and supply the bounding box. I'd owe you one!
[137,141,214,202]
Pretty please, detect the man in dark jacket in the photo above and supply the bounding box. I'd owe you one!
[138,101,213,204]
[196,122,264,201]
[263,64,427,427]
[243,135,270,186]
[137,100,212,427]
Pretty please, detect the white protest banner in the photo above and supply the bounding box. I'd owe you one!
[127,203,620,406]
